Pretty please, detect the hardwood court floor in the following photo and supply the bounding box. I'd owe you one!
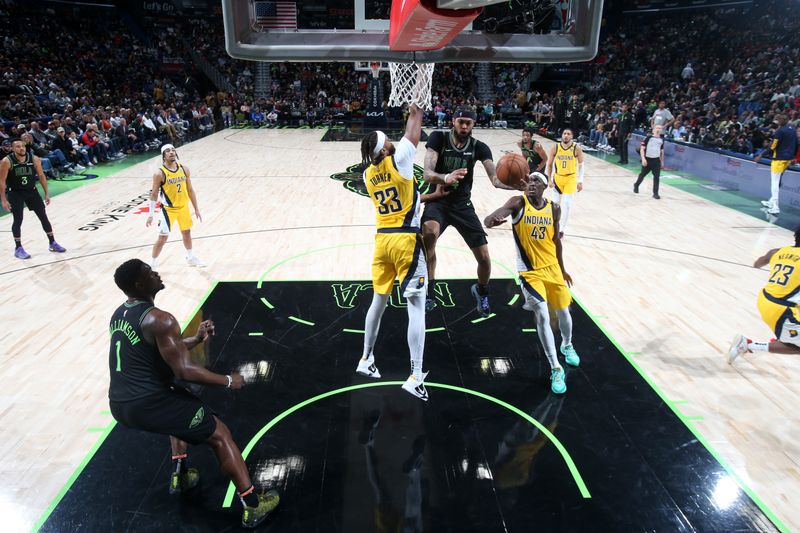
[0,128,796,531]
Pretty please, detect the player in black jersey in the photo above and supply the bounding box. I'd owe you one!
[422,109,515,316]
[109,259,279,529]
[0,139,65,259]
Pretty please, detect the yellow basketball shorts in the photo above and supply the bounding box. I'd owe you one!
[771,159,793,174]
[553,173,577,195]
[519,264,572,311]
[372,232,427,297]
[159,206,193,234]
[757,291,800,346]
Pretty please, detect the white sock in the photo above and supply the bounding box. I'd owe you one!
[559,194,573,234]
[186,249,194,259]
[556,307,573,347]
[531,301,561,370]
[406,293,426,380]
[363,293,389,359]
[748,340,769,352]
[149,256,158,269]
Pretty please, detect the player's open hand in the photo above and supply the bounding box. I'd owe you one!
[577,183,583,193]
[146,216,153,227]
[1,199,10,212]
[197,320,215,341]
[445,168,467,185]
[484,214,508,228]
[230,371,245,389]
[563,272,573,287]
[195,210,202,222]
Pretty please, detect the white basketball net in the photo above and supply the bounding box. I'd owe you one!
[388,62,435,110]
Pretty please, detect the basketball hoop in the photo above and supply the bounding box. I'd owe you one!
[388,62,435,110]
[369,62,381,80]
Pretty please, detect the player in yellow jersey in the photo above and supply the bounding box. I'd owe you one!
[355,102,462,401]
[146,144,204,268]
[729,228,800,363]
[484,172,580,394]
[544,129,585,238]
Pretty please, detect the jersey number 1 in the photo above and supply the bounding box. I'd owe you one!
[115,340,122,372]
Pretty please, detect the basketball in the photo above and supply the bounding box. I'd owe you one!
[496,153,530,188]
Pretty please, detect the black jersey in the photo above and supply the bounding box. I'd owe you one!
[426,130,492,203]
[108,300,173,402]
[5,152,36,191]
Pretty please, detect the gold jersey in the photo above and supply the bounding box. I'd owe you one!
[512,195,557,271]
[758,246,800,333]
[364,155,420,231]
[159,163,188,209]
[554,142,577,176]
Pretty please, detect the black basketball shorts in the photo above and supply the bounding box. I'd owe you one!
[422,199,488,249]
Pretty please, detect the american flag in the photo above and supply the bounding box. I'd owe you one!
[254,1,297,29]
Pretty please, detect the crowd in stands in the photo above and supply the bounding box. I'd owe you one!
[2,0,798,167]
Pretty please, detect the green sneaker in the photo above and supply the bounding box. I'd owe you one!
[169,468,200,494]
[561,344,580,367]
[550,368,566,394]
[242,489,280,529]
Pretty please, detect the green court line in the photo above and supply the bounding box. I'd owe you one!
[521,328,537,332]
[628,352,642,356]
[32,281,218,533]
[471,313,497,324]
[260,297,274,310]
[98,410,111,415]
[257,243,368,288]
[682,416,705,421]
[669,400,689,405]
[248,332,264,337]
[288,316,315,326]
[425,327,446,333]
[342,328,366,334]
[87,422,114,433]
[507,294,520,306]
[570,293,788,533]
[221,381,591,508]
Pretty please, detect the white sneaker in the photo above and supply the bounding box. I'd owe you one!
[767,206,780,215]
[760,200,772,208]
[728,334,749,364]
[356,355,381,378]
[186,254,205,267]
[401,372,429,401]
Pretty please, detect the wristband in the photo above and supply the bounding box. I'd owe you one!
[226,375,232,388]
[149,200,156,216]
[577,162,585,184]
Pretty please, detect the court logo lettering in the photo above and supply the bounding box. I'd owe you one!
[78,192,151,231]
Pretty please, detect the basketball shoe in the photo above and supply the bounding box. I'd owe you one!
[14,246,31,259]
[356,355,381,378]
[470,284,491,317]
[402,372,429,401]
[727,334,750,364]
[550,367,566,394]
[169,467,200,494]
[242,490,280,529]
[186,254,205,267]
[561,344,580,367]
[49,241,66,253]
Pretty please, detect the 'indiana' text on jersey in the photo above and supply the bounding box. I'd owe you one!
[365,156,420,230]
[512,196,557,271]
[159,163,188,209]
[555,143,577,175]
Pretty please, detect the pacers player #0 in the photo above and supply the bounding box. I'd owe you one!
[484,172,581,394]
[355,102,463,401]
[729,228,800,363]
[545,128,585,237]
[146,144,204,268]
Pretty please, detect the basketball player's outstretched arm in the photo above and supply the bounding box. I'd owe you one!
[146,309,244,388]
[482,159,515,190]
[483,196,524,228]
[404,103,423,147]
[552,203,572,286]
[0,158,10,211]
[754,248,780,269]
[184,165,201,221]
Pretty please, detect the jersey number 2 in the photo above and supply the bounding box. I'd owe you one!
[769,263,795,286]
[374,187,402,215]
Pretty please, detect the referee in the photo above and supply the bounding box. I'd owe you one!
[634,124,665,199]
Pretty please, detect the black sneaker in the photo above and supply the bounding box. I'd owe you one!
[425,296,437,312]
[169,468,200,494]
[653,193,661,199]
[633,184,639,193]
[242,490,280,529]
[470,284,491,318]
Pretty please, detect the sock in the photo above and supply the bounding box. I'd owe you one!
[363,293,389,359]
[748,340,768,352]
[46,233,55,244]
[239,485,259,507]
[406,293,426,380]
[14,237,21,248]
[150,256,158,269]
[186,249,194,259]
[172,453,187,474]
[556,307,573,347]
[532,301,561,370]
[476,283,489,296]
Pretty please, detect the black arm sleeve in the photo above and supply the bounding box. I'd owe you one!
[425,131,445,152]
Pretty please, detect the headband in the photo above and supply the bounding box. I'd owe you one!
[453,109,477,121]
[529,171,548,185]
[160,143,176,154]
[373,131,386,157]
